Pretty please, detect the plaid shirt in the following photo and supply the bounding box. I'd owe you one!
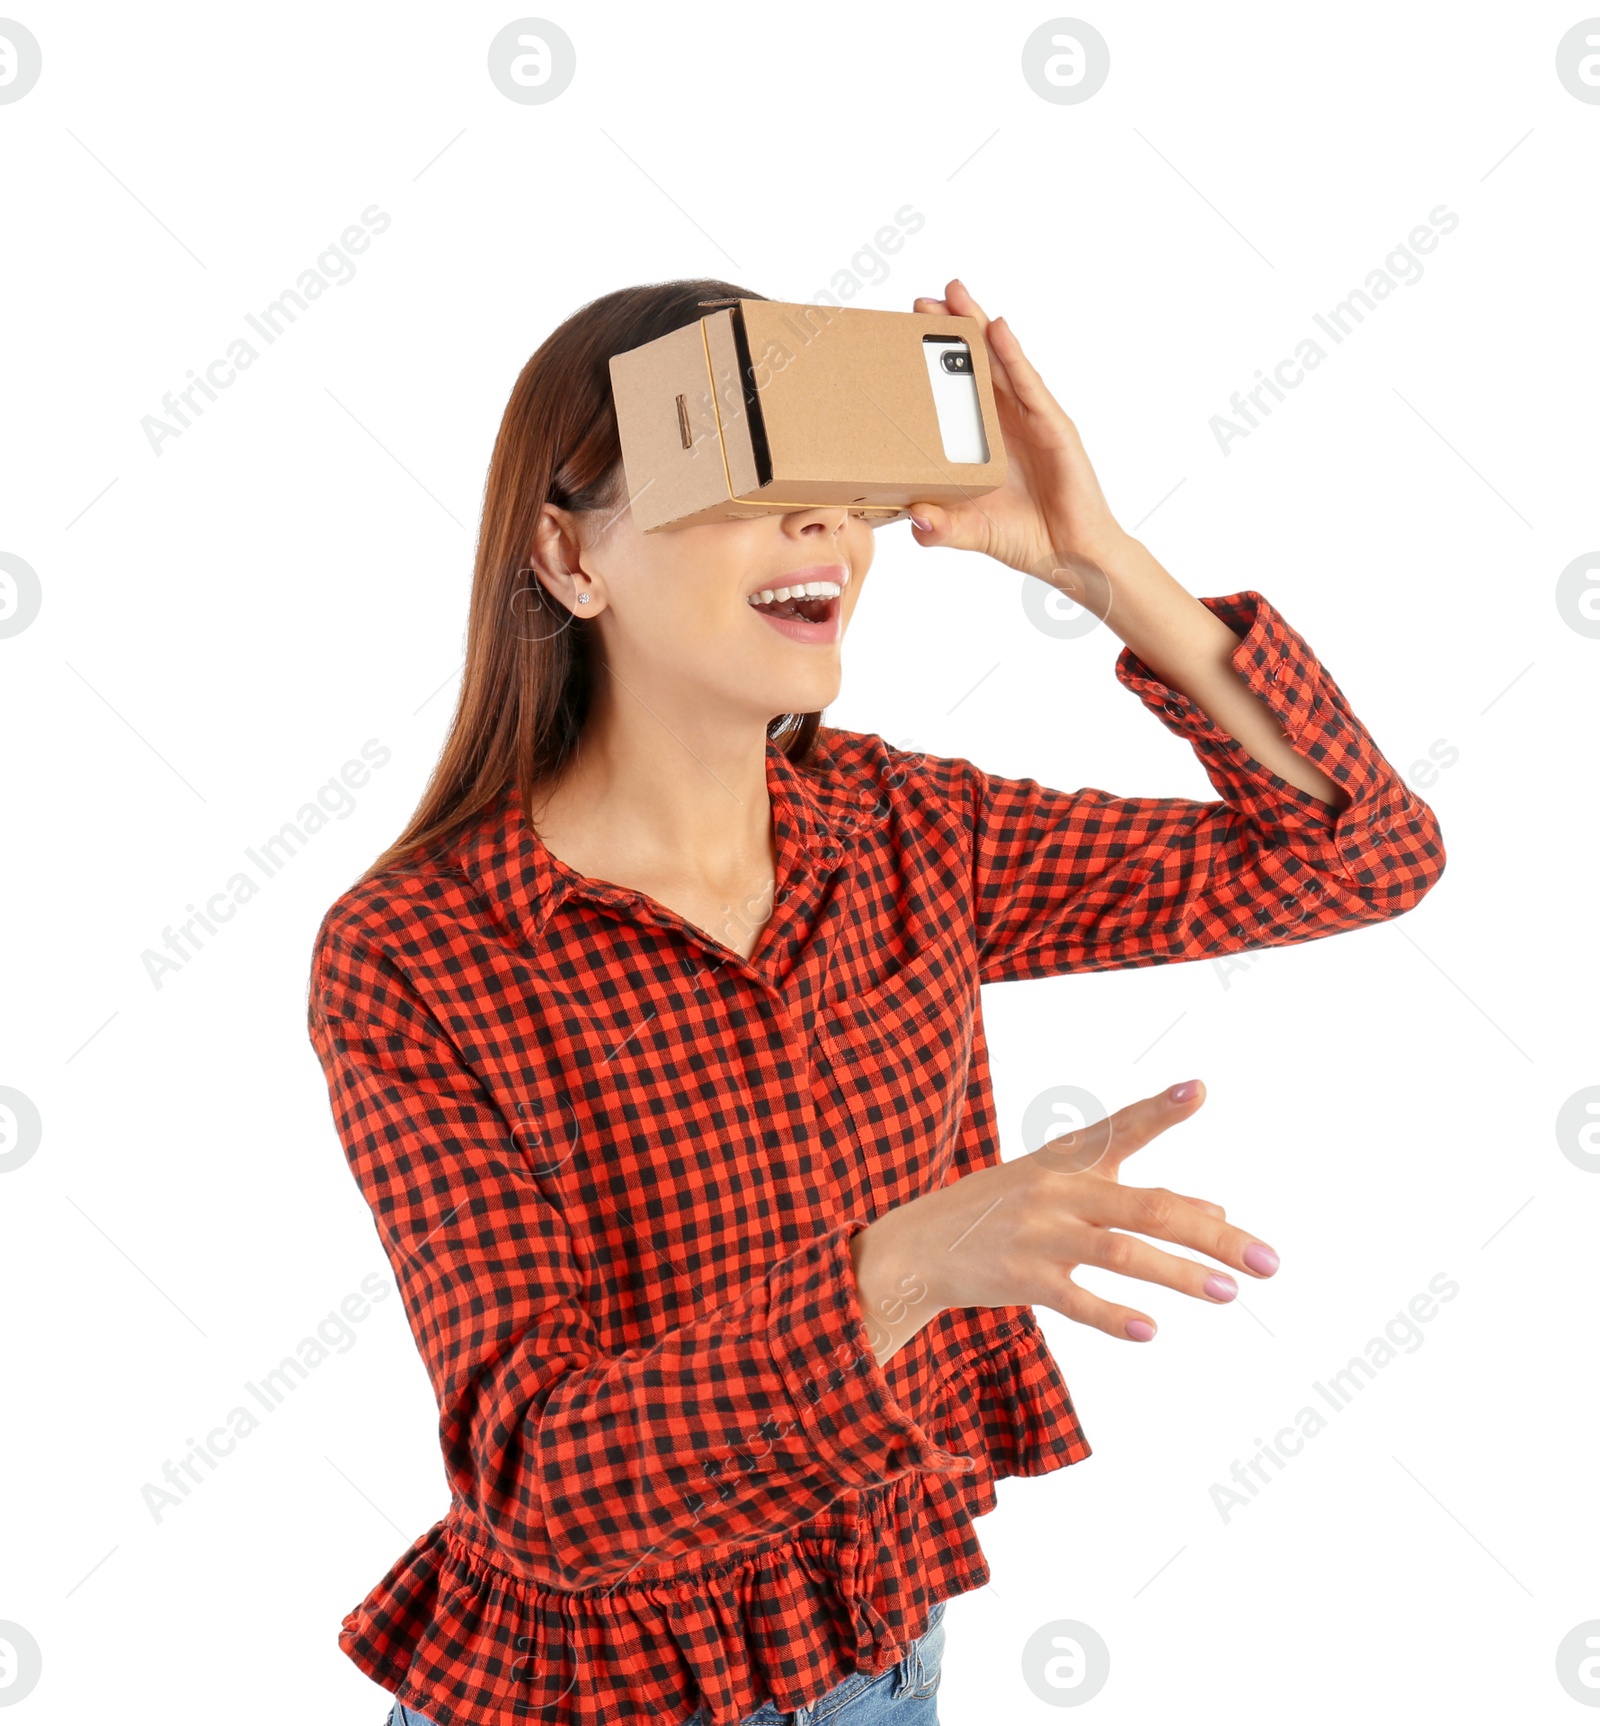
[307,590,1445,1726]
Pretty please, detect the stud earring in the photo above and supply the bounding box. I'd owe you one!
[577,594,591,604]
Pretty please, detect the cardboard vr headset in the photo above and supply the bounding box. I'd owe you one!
[607,298,1009,533]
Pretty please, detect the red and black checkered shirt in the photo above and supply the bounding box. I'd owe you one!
[307,590,1445,1726]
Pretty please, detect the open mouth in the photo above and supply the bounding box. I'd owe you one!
[747,589,837,624]
[746,573,846,643]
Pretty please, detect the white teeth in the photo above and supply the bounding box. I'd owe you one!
[747,579,844,607]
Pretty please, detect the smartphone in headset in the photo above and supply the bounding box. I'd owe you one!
[921,337,990,464]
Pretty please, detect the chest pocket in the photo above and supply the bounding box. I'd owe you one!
[812,937,976,1216]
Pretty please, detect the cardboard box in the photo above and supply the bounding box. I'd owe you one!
[608,298,1009,533]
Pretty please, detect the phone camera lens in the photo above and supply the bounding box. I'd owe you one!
[940,351,971,373]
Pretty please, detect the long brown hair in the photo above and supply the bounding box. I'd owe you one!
[356,279,823,890]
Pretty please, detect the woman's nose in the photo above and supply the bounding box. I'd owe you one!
[784,505,851,535]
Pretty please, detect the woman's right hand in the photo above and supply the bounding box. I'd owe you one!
[849,1080,1281,1360]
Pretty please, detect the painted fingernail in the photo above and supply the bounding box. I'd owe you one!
[1168,1080,1200,1104]
[909,514,932,531]
[1125,1319,1156,1341]
[1243,1243,1280,1276]
[1203,1274,1238,1302]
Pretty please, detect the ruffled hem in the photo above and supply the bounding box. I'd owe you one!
[338,1315,1091,1726]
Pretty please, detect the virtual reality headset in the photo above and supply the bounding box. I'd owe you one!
[608,298,1009,533]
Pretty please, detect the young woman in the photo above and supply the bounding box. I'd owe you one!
[307,277,1445,1726]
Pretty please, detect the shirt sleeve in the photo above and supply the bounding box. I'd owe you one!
[935,589,1446,986]
[307,911,976,1592]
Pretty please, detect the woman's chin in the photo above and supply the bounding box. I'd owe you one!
[764,669,842,715]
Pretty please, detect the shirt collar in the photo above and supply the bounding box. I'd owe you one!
[454,731,868,952]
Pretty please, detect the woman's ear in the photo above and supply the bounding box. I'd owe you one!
[529,503,604,615]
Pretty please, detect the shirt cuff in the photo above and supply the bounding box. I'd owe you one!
[765,1219,978,1485]
[1114,589,1431,883]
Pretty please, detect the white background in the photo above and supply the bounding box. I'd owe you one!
[3,2,1597,1722]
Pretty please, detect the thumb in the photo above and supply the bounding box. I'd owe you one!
[906,501,963,548]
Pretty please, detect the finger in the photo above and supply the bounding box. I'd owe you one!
[903,498,985,554]
[1171,1192,1226,1220]
[1031,1081,1206,1179]
[1102,1080,1208,1171]
[1040,1271,1159,1343]
[1083,1181,1277,1284]
[946,283,1029,407]
[914,290,1010,399]
[986,315,1067,421]
[914,292,1015,403]
[941,278,991,333]
[925,281,1030,409]
[1074,1219,1247,1307]
[903,496,1002,551]
[905,500,945,544]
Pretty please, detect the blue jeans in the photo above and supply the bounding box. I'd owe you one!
[385,1597,946,1726]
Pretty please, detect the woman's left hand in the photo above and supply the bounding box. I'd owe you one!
[908,278,1128,598]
